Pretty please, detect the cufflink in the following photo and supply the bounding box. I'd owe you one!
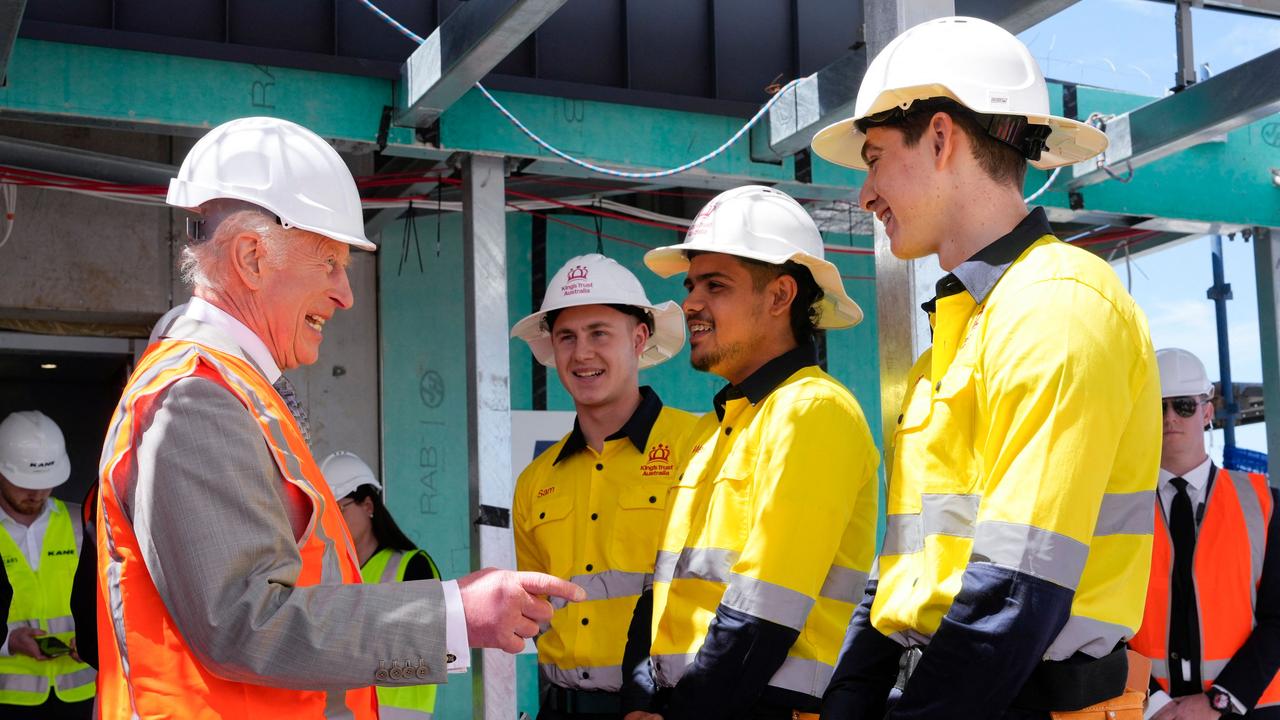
[447,653,457,664]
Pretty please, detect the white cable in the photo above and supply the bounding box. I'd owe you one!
[1023,166,1062,204]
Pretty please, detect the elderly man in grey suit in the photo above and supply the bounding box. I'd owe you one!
[93,117,583,719]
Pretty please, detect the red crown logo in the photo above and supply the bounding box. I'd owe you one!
[566,265,589,282]
[647,443,671,464]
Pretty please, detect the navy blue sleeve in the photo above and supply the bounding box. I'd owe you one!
[664,604,799,720]
[1214,488,1280,710]
[888,562,1073,720]
[822,579,902,719]
[620,588,658,713]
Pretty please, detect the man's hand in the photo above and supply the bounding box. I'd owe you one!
[1152,694,1221,720]
[623,712,664,720]
[8,627,50,661]
[458,568,585,653]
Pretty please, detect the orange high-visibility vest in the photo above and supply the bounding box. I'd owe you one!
[1130,467,1280,711]
[95,339,377,719]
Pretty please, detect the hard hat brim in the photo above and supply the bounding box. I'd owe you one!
[644,244,863,329]
[510,300,687,369]
[810,113,1109,172]
[3,449,70,490]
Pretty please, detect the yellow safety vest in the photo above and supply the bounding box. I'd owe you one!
[515,401,699,691]
[361,547,440,719]
[873,234,1161,659]
[0,498,96,706]
[651,365,879,702]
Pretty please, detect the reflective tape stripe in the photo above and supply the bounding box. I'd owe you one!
[324,690,355,720]
[380,708,434,720]
[381,551,407,584]
[550,569,649,610]
[882,494,981,555]
[820,566,869,604]
[767,655,834,699]
[651,653,696,687]
[1150,658,1168,679]
[46,615,76,634]
[721,574,814,631]
[971,520,1089,590]
[1093,491,1156,536]
[1045,614,1133,661]
[1228,470,1268,585]
[540,663,624,692]
[653,547,738,584]
[1203,658,1230,681]
[7,620,32,634]
[0,672,49,694]
[57,665,97,690]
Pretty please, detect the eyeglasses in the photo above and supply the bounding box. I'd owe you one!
[1163,396,1204,418]
[337,499,357,511]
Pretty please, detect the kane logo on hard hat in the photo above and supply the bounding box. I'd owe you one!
[642,443,674,477]
[567,265,589,282]
[29,460,55,469]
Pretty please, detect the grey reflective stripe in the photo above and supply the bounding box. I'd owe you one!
[971,520,1089,590]
[0,672,48,694]
[324,689,355,720]
[380,708,434,720]
[382,551,408,584]
[539,663,624,692]
[1094,491,1156,536]
[767,655,834,699]
[651,653,696,687]
[1044,614,1133,661]
[47,615,76,634]
[1227,470,1268,585]
[1203,657,1230,681]
[56,665,97,690]
[882,494,981,555]
[1149,658,1168,679]
[820,566,869,604]
[654,547,739,585]
[549,569,649,610]
[7,620,32,635]
[721,573,814,630]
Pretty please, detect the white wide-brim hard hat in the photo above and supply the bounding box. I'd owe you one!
[0,410,71,490]
[511,253,686,369]
[644,186,863,329]
[810,16,1108,171]
[167,116,376,251]
[320,450,382,500]
[1156,347,1214,399]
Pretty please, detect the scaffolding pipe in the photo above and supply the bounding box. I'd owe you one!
[1209,234,1238,446]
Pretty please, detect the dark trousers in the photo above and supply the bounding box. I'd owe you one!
[2,695,94,720]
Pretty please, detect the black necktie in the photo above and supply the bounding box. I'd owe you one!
[272,375,312,447]
[1167,476,1202,695]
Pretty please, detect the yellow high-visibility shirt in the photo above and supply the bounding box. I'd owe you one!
[651,348,879,704]
[873,218,1161,661]
[514,387,699,692]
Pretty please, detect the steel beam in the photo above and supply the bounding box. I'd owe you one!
[1070,46,1280,189]
[1147,0,1280,17]
[1253,226,1280,480]
[461,153,516,720]
[761,0,1081,159]
[0,0,24,85]
[395,0,568,128]
[0,135,177,186]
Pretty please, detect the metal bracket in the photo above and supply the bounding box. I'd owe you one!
[475,504,511,529]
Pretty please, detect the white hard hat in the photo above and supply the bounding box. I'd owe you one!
[644,185,863,329]
[319,450,382,500]
[0,411,70,490]
[810,16,1107,171]
[1156,348,1214,399]
[167,117,375,251]
[511,253,686,369]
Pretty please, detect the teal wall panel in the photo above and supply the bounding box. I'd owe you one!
[380,213,474,720]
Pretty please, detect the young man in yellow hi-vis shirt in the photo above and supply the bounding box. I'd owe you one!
[810,17,1162,720]
[511,253,699,720]
[622,185,880,720]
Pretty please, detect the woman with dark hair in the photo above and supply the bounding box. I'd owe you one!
[320,451,441,718]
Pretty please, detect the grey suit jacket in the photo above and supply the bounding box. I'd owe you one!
[119,314,448,697]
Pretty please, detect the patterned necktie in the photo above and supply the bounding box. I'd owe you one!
[1167,476,1201,695]
[272,374,312,447]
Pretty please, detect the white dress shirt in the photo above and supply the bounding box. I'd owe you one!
[162,300,471,672]
[0,498,54,656]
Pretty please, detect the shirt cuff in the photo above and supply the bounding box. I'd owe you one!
[0,635,10,657]
[1213,685,1247,715]
[1144,690,1173,720]
[442,580,470,673]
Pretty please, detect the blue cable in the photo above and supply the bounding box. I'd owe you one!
[354,0,799,179]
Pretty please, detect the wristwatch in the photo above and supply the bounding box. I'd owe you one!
[1207,686,1233,714]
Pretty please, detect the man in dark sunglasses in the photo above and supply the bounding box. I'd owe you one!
[1129,348,1280,719]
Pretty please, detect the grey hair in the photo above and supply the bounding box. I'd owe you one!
[178,210,290,290]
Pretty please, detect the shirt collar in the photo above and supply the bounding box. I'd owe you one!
[1158,456,1215,493]
[713,341,819,420]
[180,297,283,383]
[553,386,665,465]
[922,207,1052,314]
